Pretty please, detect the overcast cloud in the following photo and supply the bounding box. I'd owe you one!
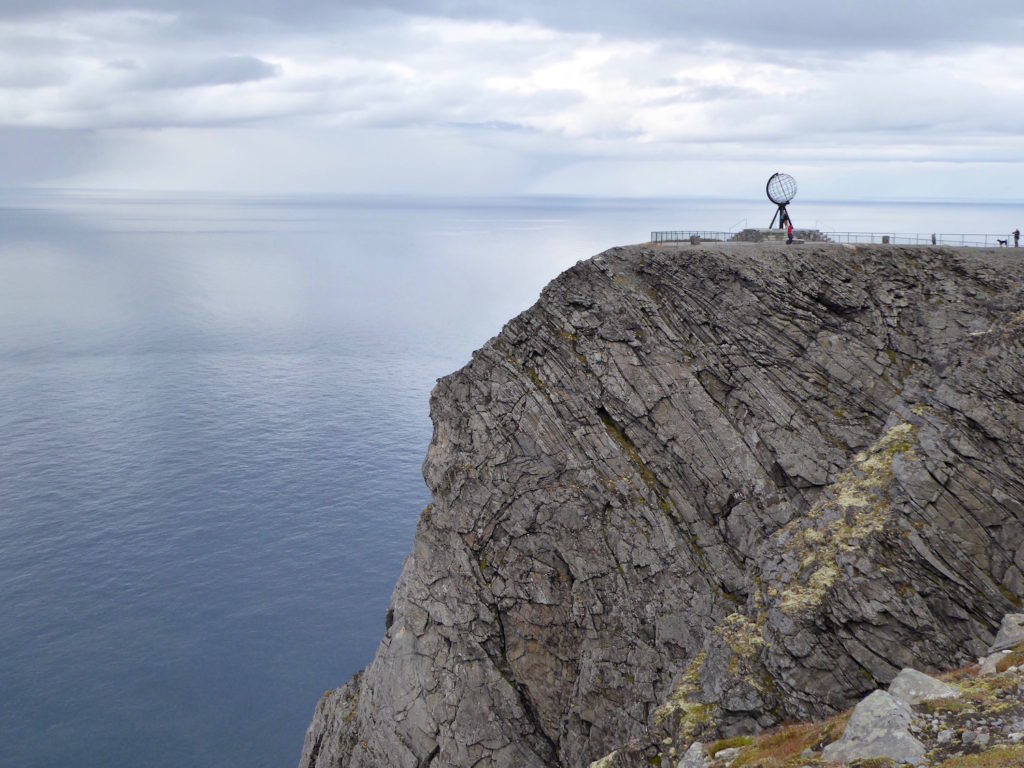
[0,1,1022,198]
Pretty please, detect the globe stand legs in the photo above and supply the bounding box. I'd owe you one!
[770,204,790,229]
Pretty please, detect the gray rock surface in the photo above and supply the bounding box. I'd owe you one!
[888,668,959,705]
[821,690,925,766]
[299,673,361,768]
[676,741,705,768]
[711,746,741,761]
[990,613,1024,652]
[299,243,1024,768]
[979,650,1011,675]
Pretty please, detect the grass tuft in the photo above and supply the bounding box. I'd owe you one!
[730,712,851,767]
[996,641,1024,673]
[936,745,1024,767]
[709,735,755,755]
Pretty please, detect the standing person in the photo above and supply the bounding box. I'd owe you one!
[1015,228,1020,248]
[786,221,794,244]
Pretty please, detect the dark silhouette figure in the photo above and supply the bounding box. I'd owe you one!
[1015,228,1020,248]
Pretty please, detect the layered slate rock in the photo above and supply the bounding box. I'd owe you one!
[299,243,1024,768]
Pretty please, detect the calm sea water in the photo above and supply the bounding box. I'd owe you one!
[0,191,1020,768]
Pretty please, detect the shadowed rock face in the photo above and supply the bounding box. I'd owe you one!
[298,243,1024,768]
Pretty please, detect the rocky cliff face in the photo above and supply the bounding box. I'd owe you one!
[299,243,1024,768]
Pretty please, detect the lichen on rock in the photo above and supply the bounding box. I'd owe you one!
[653,652,715,743]
[771,420,920,616]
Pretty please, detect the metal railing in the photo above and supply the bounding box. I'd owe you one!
[824,232,1013,247]
[651,230,1018,248]
[651,230,733,242]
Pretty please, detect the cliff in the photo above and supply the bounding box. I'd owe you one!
[299,242,1024,768]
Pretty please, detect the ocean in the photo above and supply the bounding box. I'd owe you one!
[0,191,1021,768]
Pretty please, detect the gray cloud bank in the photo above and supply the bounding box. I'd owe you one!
[2,0,1022,50]
[0,1,1022,196]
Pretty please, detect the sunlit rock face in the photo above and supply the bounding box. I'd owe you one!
[299,243,1024,768]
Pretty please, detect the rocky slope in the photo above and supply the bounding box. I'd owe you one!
[664,615,1024,768]
[299,242,1024,768]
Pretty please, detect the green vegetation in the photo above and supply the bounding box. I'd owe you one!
[343,691,359,724]
[523,365,546,392]
[773,421,919,616]
[653,652,716,742]
[936,746,1024,767]
[919,696,969,715]
[725,711,850,767]
[709,735,755,755]
[637,630,1022,768]
[717,613,765,660]
[996,641,1024,673]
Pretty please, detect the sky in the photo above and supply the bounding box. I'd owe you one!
[1,0,1023,199]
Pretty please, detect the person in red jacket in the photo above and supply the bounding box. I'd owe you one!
[787,221,794,244]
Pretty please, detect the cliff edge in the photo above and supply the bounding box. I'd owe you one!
[299,242,1024,767]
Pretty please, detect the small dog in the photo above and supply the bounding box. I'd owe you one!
[998,239,1008,247]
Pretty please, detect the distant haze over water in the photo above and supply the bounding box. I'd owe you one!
[0,191,1021,768]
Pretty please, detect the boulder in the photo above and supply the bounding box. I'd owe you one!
[888,668,959,705]
[820,690,925,766]
[979,650,1011,675]
[989,614,1024,653]
[677,741,705,768]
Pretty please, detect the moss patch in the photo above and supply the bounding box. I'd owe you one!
[936,745,1024,767]
[919,696,970,715]
[775,422,918,616]
[956,669,1024,705]
[717,612,766,660]
[710,735,755,755]
[523,365,546,393]
[996,641,1024,673]
[713,611,775,694]
[653,652,716,742]
[589,750,617,768]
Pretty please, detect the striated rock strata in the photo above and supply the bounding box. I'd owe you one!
[299,243,1024,767]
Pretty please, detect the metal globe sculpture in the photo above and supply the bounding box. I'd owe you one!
[766,172,797,205]
[766,172,797,229]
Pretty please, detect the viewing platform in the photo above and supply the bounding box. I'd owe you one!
[650,228,1016,248]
